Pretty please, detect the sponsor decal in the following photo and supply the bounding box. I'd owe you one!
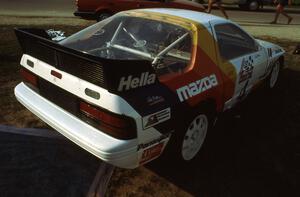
[140,142,164,165]
[118,72,156,91]
[239,56,254,83]
[137,133,171,151]
[176,74,218,102]
[146,96,165,106]
[142,108,171,129]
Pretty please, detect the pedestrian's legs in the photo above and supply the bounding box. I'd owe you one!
[216,2,229,19]
[207,0,214,13]
[281,11,293,24]
[270,4,282,24]
[280,10,293,24]
[259,0,263,8]
[271,4,293,24]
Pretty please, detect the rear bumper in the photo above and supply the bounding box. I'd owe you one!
[15,82,139,169]
[74,10,97,19]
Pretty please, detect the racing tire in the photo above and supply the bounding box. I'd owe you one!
[268,60,282,89]
[239,0,260,11]
[164,104,216,166]
[96,12,111,22]
[247,0,260,11]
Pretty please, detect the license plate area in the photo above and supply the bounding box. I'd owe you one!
[39,78,79,116]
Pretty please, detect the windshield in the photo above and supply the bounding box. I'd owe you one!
[61,13,193,75]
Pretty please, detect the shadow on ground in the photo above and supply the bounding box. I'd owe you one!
[0,133,100,197]
[147,69,300,197]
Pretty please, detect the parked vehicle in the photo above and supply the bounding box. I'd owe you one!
[74,0,205,21]
[15,9,284,169]
[201,0,273,11]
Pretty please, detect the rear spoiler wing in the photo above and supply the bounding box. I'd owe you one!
[15,28,155,93]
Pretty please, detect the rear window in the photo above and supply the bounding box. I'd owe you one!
[61,14,192,76]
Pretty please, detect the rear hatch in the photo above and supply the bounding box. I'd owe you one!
[15,28,157,140]
[15,28,155,94]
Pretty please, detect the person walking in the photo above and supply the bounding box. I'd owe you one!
[270,0,293,24]
[206,0,229,19]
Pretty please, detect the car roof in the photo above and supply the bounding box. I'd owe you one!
[133,8,227,27]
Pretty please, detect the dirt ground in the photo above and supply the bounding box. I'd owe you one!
[0,16,300,197]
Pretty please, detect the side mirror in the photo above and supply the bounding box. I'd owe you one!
[293,44,300,55]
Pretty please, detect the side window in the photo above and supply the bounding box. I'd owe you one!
[214,23,257,60]
[155,33,192,77]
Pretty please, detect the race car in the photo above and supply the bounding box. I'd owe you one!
[14,9,284,169]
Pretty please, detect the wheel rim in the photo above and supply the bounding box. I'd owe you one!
[249,1,259,11]
[181,114,208,161]
[98,14,110,21]
[270,61,280,88]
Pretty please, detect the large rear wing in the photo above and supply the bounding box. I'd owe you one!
[15,28,155,93]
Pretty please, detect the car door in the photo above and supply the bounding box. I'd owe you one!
[210,21,268,110]
[112,0,141,12]
[137,0,165,9]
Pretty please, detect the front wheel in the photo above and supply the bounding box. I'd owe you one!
[268,60,281,89]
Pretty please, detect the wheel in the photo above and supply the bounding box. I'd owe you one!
[97,13,111,22]
[181,114,209,161]
[268,60,281,89]
[164,105,215,164]
[247,0,259,11]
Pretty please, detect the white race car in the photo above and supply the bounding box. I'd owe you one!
[15,9,284,169]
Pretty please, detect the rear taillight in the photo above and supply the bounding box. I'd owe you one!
[79,101,136,140]
[20,68,38,87]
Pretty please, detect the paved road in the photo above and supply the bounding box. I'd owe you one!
[0,0,299,20]
[0,0,299,39]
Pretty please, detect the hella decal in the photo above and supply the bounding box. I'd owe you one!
[118,72,156,91]
[142,108,171,129]
[176,74,218,102]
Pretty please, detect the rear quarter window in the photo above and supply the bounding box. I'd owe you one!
[61,14,193,78]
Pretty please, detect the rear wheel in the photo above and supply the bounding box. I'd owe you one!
[239,0,260,11]
[164,105,215,165]
[248,0,260,11]
[181,114,209,161]
[97,12,111,22]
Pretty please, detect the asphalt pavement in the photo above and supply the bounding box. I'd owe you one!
[0,0,299,41]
